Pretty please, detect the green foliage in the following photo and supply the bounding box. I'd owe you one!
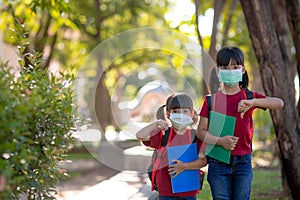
[253,109,275,143]
[0,0,84,71]
[0,20,81,199]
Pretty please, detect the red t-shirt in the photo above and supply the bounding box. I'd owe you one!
[143,127,205,196]
[199,89,266,156]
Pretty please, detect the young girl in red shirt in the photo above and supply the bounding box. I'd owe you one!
[136,93,207,200]
[197,46,284,200]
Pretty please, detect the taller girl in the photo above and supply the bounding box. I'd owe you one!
[197,46,284,200]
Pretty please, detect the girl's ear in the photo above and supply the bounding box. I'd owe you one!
[215,66,219,74]
[242,66,246,74]
[190,110,194,117]
[166,111,170,119]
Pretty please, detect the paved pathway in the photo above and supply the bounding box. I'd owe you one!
[56,142,158,200]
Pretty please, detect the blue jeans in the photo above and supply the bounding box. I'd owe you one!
[159,196,197,200]
[207,154,253,200]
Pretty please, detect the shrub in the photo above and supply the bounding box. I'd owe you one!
[0,19,81,200]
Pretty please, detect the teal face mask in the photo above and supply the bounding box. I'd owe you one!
[218,68,243,87]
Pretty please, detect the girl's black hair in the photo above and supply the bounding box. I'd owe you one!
[156,105,166,120]
[209,46,249,93]
[167,93,193,112]
[156,94,174,120]
[216,46,244,67]
[156,93,193,119]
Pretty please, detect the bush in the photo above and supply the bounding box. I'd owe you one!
[0,20,81,200]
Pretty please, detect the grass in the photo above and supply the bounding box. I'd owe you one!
[198,168,289,200]
[65,152,97,160]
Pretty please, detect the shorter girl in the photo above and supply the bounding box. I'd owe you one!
[136,93,207,200]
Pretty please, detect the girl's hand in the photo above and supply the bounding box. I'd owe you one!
[238,99,254,118]
[168,159,185,178]
[157,119,169,131]
[218,136,239,150]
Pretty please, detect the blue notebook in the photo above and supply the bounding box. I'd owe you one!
[205,111,236,164]
[167,143,200,193]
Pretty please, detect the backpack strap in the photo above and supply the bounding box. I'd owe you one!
[161,127,171,147]
[205,95,213,111]
[205,95,212,111]
[190,129,197,143]
[150,127,171,191]
[242,89,254,99]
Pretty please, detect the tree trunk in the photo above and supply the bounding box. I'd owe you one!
[93,0,116,139]
[285,0,300,114]
[95,56,116,140]
[221,0,238,47]
[194,0,209,95]
[194,0,225,95]
[240,0,300,199]
[208,0,225,59]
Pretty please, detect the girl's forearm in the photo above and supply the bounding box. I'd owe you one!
[182,157,207,170]
[136,120,161,141]
[197,130,238,150]
[253,97,284,110]
[197,130,221,145]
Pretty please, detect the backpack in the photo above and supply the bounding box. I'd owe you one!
[205,89,254,111]
[147,127,205,191]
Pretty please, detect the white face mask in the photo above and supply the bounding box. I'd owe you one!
[169,113,194,130]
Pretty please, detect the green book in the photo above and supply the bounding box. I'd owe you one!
[204,111,236,164]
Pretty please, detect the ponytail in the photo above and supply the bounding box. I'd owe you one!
[209,67,220,94]
[156,105,166,120]
[240,70,249,90]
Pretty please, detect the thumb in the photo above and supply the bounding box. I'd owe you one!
[240,111,245,119]
[171,159,180,164]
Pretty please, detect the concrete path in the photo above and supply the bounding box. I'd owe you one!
[56,142,158,200]
[67,171,157,200]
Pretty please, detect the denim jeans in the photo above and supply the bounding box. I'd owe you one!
[207,154,253,200]
[159,195,197,200]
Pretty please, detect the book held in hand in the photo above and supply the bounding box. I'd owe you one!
[204,111,236,164]
[167,143,200,193]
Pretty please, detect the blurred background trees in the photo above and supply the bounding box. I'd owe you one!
[0,0,299,198]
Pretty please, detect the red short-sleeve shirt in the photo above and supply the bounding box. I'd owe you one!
[143,127,205,196]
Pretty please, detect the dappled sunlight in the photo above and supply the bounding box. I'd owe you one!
[252,141,279,169]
